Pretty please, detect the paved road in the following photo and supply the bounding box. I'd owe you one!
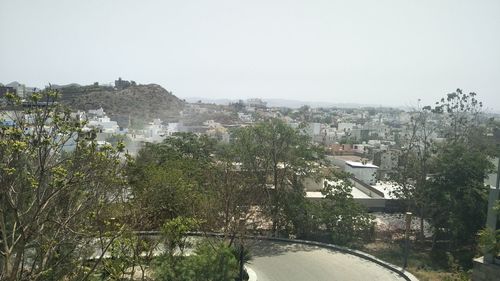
[246,240,406,281]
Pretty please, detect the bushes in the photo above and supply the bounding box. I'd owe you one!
[154,241,238,281]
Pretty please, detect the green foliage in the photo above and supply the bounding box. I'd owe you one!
[161,217,201,255]
[317,172,374,246]
[58,84,184,126]
[230,243,252,266]
[127,133,215,229]
[231,118,324,235]
[425,90,492,246]
[478,227,500,257]
[132,165,202,228]
[154,241,238,281]
[0,90,128,281]
[428,142,491,245]
[390,90,492,250]
[105,134,130,147]
[431,89,483,144]
[101,232,139,280]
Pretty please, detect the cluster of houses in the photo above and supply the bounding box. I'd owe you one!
[3,81,498,214]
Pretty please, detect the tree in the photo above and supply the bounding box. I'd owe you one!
[231,118,323,236]
[0,91,127,280]
[389,90,493,252]
[155,240,238,281]
[127,133,215,229]
[315,171,374,246]
[426,90,493,250]
[154,217,239,281]
[206,145,266,238]
[428,142,491,248]
[390,104,435,240]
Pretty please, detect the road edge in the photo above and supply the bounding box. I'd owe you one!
[185,232,419,281]
[244,265,258,281]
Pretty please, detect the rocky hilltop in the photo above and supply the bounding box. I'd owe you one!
[59,83,185,126]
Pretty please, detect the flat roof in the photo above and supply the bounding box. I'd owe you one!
[333,155,363,162]
[306,186,371,199]
[371,182,400,199]
[345,160,378,169]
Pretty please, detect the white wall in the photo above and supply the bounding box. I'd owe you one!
[345,166,377,185]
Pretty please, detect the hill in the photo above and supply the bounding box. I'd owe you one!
[59,84,185,126]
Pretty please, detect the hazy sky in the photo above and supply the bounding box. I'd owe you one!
[1,0,499,110]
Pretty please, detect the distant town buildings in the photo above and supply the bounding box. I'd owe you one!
[246,98,267,109]
[8,79,496,214]
[1,82,36,99]
[0,85,15,100]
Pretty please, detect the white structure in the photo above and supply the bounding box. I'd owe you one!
[352,143,369,154]
[87,115,119,134]
[88,107,105,117]
[165,122,180,136]
[345,161,378,185]
[144,119,165,142]
[371,181,400,199]
[303,178,371,199]
[338,122,356,132]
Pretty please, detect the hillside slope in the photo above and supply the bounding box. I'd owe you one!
[60,84,185,125]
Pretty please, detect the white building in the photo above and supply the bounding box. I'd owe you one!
[345,161,378,185]
[88,107,106,117]
[87,115,119,134]
[165,122,180,136]
[145,119,162,136]
[338,122,356,132]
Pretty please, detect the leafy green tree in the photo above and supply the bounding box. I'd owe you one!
[316,172,374,246]
[231,118,323,236]
[155,240,238,281]
[390,90,493,253]
[127,133,215,229]
[426,90,493,250]
[154,217,238,281]
[0,91,127,281]
[428,142,491,248]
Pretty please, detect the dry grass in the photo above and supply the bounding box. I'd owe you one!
[362,240,471,281]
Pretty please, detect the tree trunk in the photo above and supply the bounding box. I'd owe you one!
[419,206,425,242]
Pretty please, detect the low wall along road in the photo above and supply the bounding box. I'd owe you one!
[186,233,419,281]
[131,232,419,281]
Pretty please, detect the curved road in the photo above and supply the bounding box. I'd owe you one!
[246,240,406,281]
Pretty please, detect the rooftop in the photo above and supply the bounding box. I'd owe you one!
[345,161,378,169]
[306,186,371,199]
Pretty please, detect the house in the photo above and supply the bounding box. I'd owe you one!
[344,160,378,185]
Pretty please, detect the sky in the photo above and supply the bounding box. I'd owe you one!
[1,0,499,111]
